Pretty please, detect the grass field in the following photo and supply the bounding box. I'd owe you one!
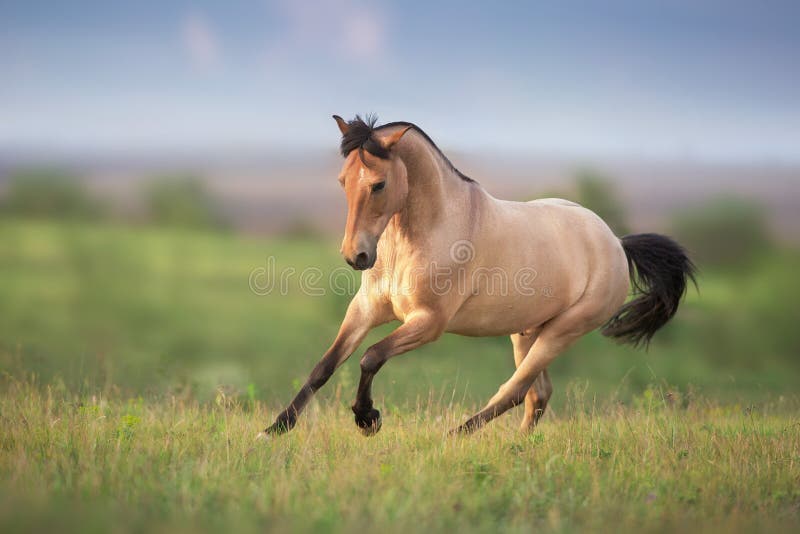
[1,375,798,533]
[1,219,799,531]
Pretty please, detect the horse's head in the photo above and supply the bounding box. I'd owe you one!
[334,115,411,270]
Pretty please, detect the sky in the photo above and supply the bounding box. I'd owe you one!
[1,0,798,162]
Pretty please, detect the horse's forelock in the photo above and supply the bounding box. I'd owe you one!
[338,114,476,183]
[340,114,389,160]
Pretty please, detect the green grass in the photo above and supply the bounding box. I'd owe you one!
[1,375,798,533]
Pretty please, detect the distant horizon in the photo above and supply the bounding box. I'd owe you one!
[2,141,800,168]
[2,140,798,242]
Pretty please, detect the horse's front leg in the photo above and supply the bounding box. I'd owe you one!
[352,310,445,435]
[262,297,372,436]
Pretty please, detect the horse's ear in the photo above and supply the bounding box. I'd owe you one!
[379,125,412,150]
[333,115,349,136]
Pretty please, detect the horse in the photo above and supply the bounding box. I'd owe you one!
[261,114,696,437]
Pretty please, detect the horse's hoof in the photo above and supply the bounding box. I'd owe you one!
[354,408,382,436]
[448,419,476,436]
[264,415,294,436]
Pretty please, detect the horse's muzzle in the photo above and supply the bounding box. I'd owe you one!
[345,251,375,270]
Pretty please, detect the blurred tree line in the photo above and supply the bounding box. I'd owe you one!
[0,169,104,220]
[0,166,782,269]
[144,176,228,230]
[671,197,772,269]
[0,169,229,231]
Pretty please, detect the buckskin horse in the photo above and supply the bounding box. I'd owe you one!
[261,115,695,437]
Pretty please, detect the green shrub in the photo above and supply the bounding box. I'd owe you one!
[0,169,102,220]
[143,175,227,230]
[573,170,630,235]
[671,197,772,268]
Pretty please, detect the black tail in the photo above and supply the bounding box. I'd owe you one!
[601,233,697,347]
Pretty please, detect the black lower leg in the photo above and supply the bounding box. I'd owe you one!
[352,370,381,434]
[451,393,526,435]
[265,358,336,434]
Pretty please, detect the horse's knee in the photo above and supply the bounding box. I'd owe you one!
[536,371,553,403]
[359,348,384,375]
[541,381,553,403]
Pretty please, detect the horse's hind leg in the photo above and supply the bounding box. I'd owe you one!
[511,333,553,431]
[452,333,571,435]
[525,370,552,429]
[453,300,610,435]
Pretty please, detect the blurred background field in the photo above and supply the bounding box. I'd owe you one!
[0,165,798,410]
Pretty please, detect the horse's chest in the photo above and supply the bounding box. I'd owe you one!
[375,268,443,321]
[386,280,424,322]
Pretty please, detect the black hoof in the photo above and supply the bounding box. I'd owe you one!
[448,425,468,436]
[353,408,382,436]
[264,414,295,436]
[449,418,478,436]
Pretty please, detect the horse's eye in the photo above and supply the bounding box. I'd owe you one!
[371,181,386,193]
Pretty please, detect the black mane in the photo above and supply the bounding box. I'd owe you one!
[339,114,475,183]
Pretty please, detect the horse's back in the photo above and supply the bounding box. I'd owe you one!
[528,197,582,208]
[492,196,616,249]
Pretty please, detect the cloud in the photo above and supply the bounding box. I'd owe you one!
[267,0,387,65]
[182,12,221,71]
[341,9,384,61]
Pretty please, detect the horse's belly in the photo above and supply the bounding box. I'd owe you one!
[445,293,565,337]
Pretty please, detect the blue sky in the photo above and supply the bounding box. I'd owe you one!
[1,0,798,161]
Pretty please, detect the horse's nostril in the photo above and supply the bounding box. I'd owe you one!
[355,252,369,269]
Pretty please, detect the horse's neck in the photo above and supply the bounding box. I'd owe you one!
[386,133,475,246]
